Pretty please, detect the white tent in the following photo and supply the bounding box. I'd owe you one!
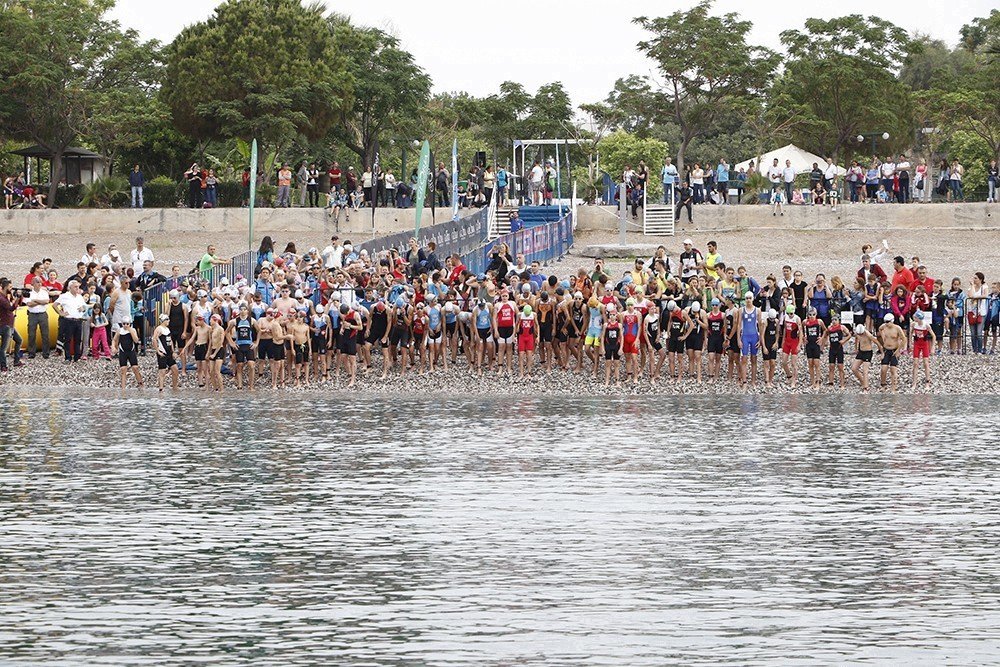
[734,144,846,176]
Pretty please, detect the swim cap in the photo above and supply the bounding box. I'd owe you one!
[667,300,677,311]
[574,291,584,300]
[767,309,777,320]
[855,324,866,335]
[914,310,925,320]
[560,280,571,289]
[477,298,486,307]
[588,297,599,308]
[883,313,894,322]
[626,297,636,307]
[316,304,325,313]
[711,298,721,306]
[395,298,406,308]
[523,305,532,316]
[521,284,531,293]
[785,304,795,314]
[691,301,701,313]
[807,307,817,317]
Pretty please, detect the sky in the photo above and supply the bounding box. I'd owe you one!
[110,0,991,106]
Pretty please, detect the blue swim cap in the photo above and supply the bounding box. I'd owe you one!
[560,279,571,289]
[395,298,405,308]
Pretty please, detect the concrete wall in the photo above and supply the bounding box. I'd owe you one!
[0,207,453,237]
[2,202,998,237]
[575,202,1000,232]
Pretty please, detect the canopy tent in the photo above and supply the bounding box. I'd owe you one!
[734,144,846,176]
[9,145,108,185]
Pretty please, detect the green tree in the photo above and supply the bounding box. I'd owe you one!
[634,1,775,173]
[0,0,153,201]
[328,18,431,169]
[773,15,916,161]
[596,130,670,198]
[161,0,351,156]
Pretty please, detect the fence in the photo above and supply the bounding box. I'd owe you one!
[461,211,574,276]
[358,207,490,261]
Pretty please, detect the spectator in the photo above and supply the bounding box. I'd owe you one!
[949,159,964,202]
[276,163,292,208]
[436,162,451,207]
[328,161,342,193]
[846,161,864,203]
[988,159,998,204]
[823,156,838,193]
[716,159,729,204]
[129,164,145,209]
[297,161,309,207]
[204,169,218,208]
[241,167,251,207]
[130,237,154,274]
[809,162,823,193]
[54,280,88,362]
[690,163,704,204]
[660,157,678,204]
[675,183,693,223]
[25,276,50,359]
[782,159,796,205]
[896,154,911,204]
[184,162,202,209]
[880,155,896,196]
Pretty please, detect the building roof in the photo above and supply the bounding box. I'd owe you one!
[9,145,104,159]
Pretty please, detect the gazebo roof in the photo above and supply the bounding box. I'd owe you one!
[9,145,104,159]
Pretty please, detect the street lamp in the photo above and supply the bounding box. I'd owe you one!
[857,132,890,155]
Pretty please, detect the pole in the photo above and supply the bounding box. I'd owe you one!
[248,138,258,250]
[619,182,627,246]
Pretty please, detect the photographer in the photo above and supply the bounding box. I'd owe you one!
[0,278,26,371]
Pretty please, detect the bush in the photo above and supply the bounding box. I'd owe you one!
[54,184,83,208]
[143,178,185,208]
[80,176,129,208]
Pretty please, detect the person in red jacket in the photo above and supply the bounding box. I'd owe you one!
[890,256,914,292]
[908,264,934,296]
[857,254,887,285]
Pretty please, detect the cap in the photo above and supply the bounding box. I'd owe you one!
[785,304,795,314]
[477,273,487,281]
[914,310,925,320]
[683,238,693,245]
[883,313,894,322]
[521,283,531,293]
[574,291,584,299]
[294,290,304,298]
[691,301,701,312]
[855,324,866,335]
[220,276,229,285]
[197,289,207,297]
[522,305,532,316]
[159,314,169,321]
[711,298,721,306]
[626,297,636,307]
[767,309,777,320]
[667,300,677,311]
[168,289,179,298]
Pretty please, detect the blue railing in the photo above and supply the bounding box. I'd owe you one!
[460,211,573,275]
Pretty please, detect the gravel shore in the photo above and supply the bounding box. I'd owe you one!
[2,348,997,396]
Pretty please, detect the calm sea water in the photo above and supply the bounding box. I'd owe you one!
[1,390,998,665]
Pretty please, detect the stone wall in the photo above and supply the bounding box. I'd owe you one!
[575,202,1000,233]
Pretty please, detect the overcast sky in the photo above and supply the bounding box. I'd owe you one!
[110,0,990,106]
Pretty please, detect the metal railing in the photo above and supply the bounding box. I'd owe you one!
[460,211,574,276]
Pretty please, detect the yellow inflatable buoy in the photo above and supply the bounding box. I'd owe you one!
[13,304,62,351]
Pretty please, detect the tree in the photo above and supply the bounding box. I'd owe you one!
[634,1,775,173]
[597,130,670,197]
[161,0,351,157]
[0,0,155,201]
[328,19,431,169]
[772,15,916,161]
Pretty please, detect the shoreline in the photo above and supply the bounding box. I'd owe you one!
[3,352,997,396]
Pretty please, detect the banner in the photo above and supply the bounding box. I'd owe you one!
[248,138,258,250]
[451,138,459,221]
[414,140,431,239]
[371,148,380,232]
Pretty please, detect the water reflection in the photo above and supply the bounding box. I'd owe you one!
[0,389,998,664]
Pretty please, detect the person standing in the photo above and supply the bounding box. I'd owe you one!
[661,157,678,205]
[130,237,154,274]
[0,278,25,371]
[25,276,50,358]
[496,165,509,205]
[54,280,88,362]
[184,162,202,209]
[129,164,145,209]
[362,166,374,208]
[276,163,292,208]
[306,163,320,207]
[153,314,179,391]
[987,159,998,203]
[383,169,396,207]
[204,169,218,207]
[782,159,796,204]
[436,162,451,207]
[716,159,730,204]
[297,161,309,207]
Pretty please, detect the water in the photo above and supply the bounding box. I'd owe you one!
[1,389,999,665]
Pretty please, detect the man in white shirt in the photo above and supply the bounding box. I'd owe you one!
[660,157,678,204]
[767,159,782,187]
[25,276,51,358]
[320,235,343,270]
[54,281,88,362]
[529,161,544,205]
[101,243,118,268]
[782,160,796,204]
[130,237,154,274]
[823,157,839,191]
[81,243,99,267]
[880,156,896,195]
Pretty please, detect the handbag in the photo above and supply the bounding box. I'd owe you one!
[968,311,982,325]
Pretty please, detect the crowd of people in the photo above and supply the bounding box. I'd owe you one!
[1,231,996,394]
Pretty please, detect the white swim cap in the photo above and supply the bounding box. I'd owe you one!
[855,324,866,335]
[883,313,894,322]
[691,301,701,313]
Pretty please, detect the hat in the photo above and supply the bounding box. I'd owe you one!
[220,276,229,285]
[197,289,207,298]
[691,301,701,313]
[523,305,532,316]
[667,300,677,311]
[210,314,222,323]
[711,298,721,306]
[294,290,304,298]
[914,310,925,320]
[110,250,121,259]
[767,309,777,320]
[521,283,531,293]
[477,273,487,281]
[574,291,583,299]
[626,297,636,307]
[683,238,693,245]
[855,324,867,335]
[785,304,795,314]
[159,314,169,321]
[883,313,894,322]
[168,289,179,298]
